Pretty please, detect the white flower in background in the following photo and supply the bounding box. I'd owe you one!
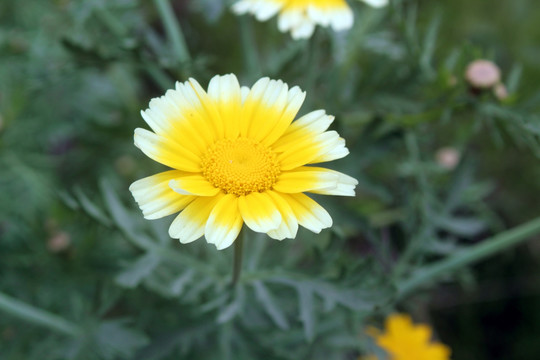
[232,0,389,40]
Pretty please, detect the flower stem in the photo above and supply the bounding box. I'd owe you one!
[232,228,246,288]
[0,291,82,337]
[239,16,261,82]
[398,216,540,299]
[154,0,191,64]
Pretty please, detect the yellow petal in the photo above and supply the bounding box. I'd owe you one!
[169,175,220,196]
[277,130,349,170]
[168,194,223,243]
[428,343,452,359]
[207,74,242,139]
[273,110,334,152]
[266,190,298,240]
[141,87,217,155]
[273,166,339,193]
[238,192,282,233]
[240,78,286,140]
[280,193,332,233]
[134,128,201,172]
[129,170,195,219]
[387,314,413,336]
[261,85,306,146]
[205,194,243,250]
[187,78,225,139]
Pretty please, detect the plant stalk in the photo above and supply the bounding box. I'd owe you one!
[232,228,246,288]
[154,0,191,64]
[239,16,261,81]
[398,216,540,299]
[0,291,82,337]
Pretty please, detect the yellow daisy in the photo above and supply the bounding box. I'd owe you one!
[129,74,357,250]
[232,0,388,40]
[366,314,451,360]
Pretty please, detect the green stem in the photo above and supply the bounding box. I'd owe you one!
[144,62,174,90]
[398,216,540,299]
[239,16,261,81]
[392,132,431,276]
[0,291,82,337]
[232,228,246,288]
[154,0,191,64]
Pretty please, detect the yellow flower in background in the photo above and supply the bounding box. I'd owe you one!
[232,0,388,40]
[130,74,357,250]
[366,314,451,360]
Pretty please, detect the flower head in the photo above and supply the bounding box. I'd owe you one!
[365,314,451,360]
[130,74,357,250]
[232,0,387,40]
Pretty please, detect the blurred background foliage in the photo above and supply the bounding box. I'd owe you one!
[1,0,540,359]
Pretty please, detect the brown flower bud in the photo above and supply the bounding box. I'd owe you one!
[436,147,460,170]
[47,231,71,253]
[465,60,501,89]
[494,83,509,100]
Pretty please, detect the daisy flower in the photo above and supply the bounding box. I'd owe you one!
[365,314,451,360]
[130,74,357,250]
[232,0,389,39]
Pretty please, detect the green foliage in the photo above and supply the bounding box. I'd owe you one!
[2,0,540,359]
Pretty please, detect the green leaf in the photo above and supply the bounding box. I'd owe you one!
[298,284,315,342]
[95,319,149,360]
[115,253,161,288]
[217,300,241,324]
[436,216,487,237]
[99,178,134,235]
[253,281,289,330]
[73,186,111,226]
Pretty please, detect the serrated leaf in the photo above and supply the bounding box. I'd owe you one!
[170,269,195,296]
[253,281,289,330]
[99,178,134,235]
[74,186,111,226]
[95,319,149,360]
[298,284,315,342]
[115,253,161,288]
[436,216,487,237]
[217,300,241,324]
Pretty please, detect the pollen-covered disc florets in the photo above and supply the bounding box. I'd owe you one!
[202,137,280,196]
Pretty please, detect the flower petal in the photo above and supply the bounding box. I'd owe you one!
[207,74,242,139]
[169,175,220,196]
[328,6,353,31]
[232,0,283,20]
[361,0,389,8]
[273,110,334,152]
[280,193,332,233]
[241,78,289,142]
[141,86,217,155]
[277,130,349,170]
[266,190,298,240]
[262,86,306,146]
[273,166,339,193]
[134,128,201,172]
[129,170,195,220]
[187,78,225,138]
[238,192,282,233]
[205,194,243,250]
[308,168,358,196]
[168,194,223,243]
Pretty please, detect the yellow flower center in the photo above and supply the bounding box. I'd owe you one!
[201,138,280,196]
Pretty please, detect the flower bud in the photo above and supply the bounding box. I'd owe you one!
[465,60,501,89]
[436,147,460,170]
